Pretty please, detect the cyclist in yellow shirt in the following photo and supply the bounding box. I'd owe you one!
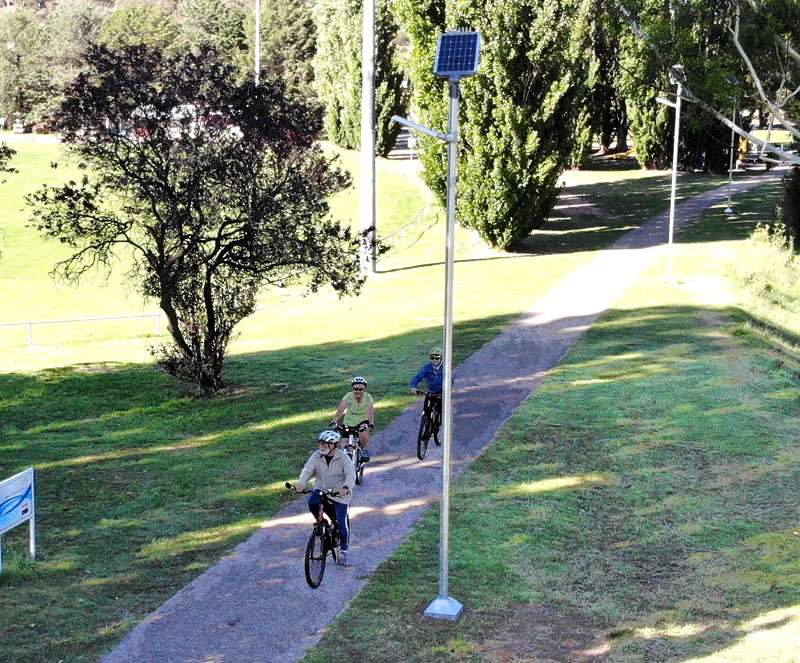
[330,376,375,461]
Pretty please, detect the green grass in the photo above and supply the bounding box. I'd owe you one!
[299,175,800,663]
[0,141,753,662]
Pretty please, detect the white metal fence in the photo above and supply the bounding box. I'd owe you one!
[0,313,161,346]
[2,154,434,346]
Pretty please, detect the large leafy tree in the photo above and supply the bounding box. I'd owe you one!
[98,5,181,53]
[314,0,408,156]
[248,0,317,101]
[39,0,109,122]
[28,45,364,394]
[615,0,743,170]
[396,0,593,248]
[179,0,248,65]
[0,9,51,122]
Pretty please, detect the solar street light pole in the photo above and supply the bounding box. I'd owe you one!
[392,30,480,622]
[422,78,464,621]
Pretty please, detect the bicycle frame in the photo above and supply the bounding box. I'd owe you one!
[423,392,442,420]
[334,421,368,484]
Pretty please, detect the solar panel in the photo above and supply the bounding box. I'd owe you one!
[434,31,481,79]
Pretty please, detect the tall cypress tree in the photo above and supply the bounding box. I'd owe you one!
[396,0,593,248]
[313,0,408,156]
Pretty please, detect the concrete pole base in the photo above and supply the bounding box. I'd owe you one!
[424,596,464,621]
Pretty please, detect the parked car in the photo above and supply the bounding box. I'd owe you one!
[12,120,31,134]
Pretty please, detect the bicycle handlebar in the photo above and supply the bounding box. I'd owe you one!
[331,420,371,434]
[413,389,442,397]
[285,482,341,497]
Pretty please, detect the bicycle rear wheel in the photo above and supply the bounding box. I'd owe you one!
[305,527,326,588]
[432,406,442,446]
[417,414,431,460]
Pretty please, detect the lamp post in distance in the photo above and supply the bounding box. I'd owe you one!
[392,28,481,622]
[656,64,685,282]
[254,0,260,84]
[725,75,740,214]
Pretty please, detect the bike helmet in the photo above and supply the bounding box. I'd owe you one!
[351,376,368,387]
[429,346,443,357]
[316,430,341,445]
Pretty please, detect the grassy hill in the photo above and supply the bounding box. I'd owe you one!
[5,144,789,662]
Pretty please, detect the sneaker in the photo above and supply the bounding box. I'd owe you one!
[337,551,349,566]
[361,449,370,462]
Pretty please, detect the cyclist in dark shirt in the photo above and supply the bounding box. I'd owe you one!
[410,346,445,394]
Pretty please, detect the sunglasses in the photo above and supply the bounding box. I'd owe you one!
[353,386,365,391]
[430,355,441,360]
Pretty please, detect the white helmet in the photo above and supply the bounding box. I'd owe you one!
[351,376,368,387]
[316,430,341,445]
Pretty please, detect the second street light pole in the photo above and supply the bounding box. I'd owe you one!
[657,64,684,282]
[254,0,260,84]
[360,0,377,272]
[725,76,740,215]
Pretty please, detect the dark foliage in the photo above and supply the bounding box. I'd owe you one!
[778,166,800,245]
[0,143,15,179]
[28,44,364,394]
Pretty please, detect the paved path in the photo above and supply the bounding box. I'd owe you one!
[100,170,783,663]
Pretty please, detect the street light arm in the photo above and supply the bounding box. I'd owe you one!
[392,115,455,143]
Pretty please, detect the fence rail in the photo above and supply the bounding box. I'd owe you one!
[0,313,162,345]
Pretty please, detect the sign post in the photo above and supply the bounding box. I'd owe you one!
[0,468,36,573]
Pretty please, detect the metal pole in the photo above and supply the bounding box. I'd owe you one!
[29,470,36,560]
[667,82,682,281]
[254,0,261,84]
[360,0,377,273]
[725,106,736,214]
[424,79,463,621]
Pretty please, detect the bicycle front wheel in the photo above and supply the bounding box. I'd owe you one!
[355,449,365,485]
[417,414,431,460]
[305,528,326,588]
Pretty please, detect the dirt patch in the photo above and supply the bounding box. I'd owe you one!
[480,603,611,663]
[553,195,612,220]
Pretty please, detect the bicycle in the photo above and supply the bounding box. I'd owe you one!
[413,389,442,460]
[286,482,349,588]
[332,420,369,485]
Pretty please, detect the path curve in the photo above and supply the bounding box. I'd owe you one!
[100,170,783,663]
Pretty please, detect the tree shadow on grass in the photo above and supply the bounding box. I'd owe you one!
[513,172,732,256]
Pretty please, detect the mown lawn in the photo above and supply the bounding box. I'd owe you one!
[300,172,800,663]
[1,144,758,662]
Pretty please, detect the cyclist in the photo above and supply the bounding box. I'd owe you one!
[296,430,356,566]
[330,377,375,462]
[410,346,446,396]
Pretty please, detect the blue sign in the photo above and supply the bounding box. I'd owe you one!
[0,469,35,537]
